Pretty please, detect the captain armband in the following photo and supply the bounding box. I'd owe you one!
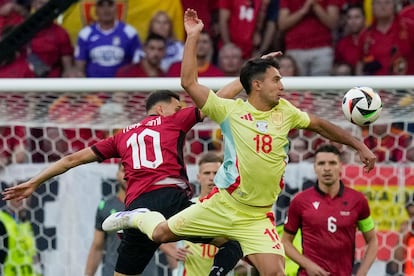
[357,216,375,232]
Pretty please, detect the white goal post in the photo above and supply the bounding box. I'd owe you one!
[0,76,414,91]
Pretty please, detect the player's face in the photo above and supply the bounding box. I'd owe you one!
[158,98,182,116]
[258,67,284,107]
[197,162,221,196]
[314,152,342,187]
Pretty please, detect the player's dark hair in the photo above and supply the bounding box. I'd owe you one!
[314,144,342,157]
[145,32,167,46]
[145,90,180,112]
[198,152,223,167]
[240,57,280,95]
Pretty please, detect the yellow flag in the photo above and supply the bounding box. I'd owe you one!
[61,0,184,45]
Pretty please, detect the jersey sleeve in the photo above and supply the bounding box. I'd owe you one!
[283,195,302,235]
[283,99,311,129]
[173,107,202,132]
[91,135,120,161]
[357,194,374,233]
[201,90,234,124]
[75,27,91,61]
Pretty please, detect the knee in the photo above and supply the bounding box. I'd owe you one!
[151,222,176,243]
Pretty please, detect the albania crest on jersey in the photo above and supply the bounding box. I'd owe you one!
[80,0,128,26]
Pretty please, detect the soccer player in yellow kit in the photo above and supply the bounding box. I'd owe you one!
[175,151,235,275]
[102,9,377,275]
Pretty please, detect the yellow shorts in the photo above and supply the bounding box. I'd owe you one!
[168,189,285,257]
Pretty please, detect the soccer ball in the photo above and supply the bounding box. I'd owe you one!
[342,86,382,126]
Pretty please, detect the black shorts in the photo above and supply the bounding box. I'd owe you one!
[115,187,193,275]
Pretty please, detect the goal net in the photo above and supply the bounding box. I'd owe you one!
[0,77,413,276]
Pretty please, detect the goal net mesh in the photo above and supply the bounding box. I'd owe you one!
[0,82,413,275]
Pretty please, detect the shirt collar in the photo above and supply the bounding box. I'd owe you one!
[314,180,345,197]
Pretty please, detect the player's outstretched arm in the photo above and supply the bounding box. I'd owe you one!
[180,9,210,109]
[2,147,98,201]
[306,114,376,172]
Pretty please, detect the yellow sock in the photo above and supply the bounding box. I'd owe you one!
[134,211,166,241]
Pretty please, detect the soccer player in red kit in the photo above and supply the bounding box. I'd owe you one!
[2,88,243,276]
[282,144,378,276]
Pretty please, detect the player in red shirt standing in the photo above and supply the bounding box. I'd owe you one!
[282,144,378,276]
[2,88,243,275]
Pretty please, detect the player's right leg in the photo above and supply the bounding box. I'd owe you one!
[247,253,285,276]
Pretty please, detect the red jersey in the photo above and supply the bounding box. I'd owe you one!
[30,23,73,77]
[115,63,165,77]
[167,62,224,77]
[0,53,35,78]
[400,5,414,21]
[280,0,339,50]
[0,0,24,31]
[91,107,202,206]
[284,182,371,276]
[181,0,218,35]
[335,34,360,69]
[358,16,414,75]
[218,0,263,59]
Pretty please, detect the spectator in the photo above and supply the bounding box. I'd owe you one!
[282,144,378,276]
[144,11,184,72]
[218,0,268,59]
[73,0,142,78]
[0,125,27,169]
[335,4,366,72]
[256,0,279,56]
[217,43,244,76]
[28,0,74,77]
[399,0,414,19]
[278,0,341,76]
[180,0,218,36]
[0,183,41,275]
[356,0,414,75]
[0,0,28,32]
[116,33,166,77]
[0,26,35,77]
[331,61,354,75]
[167,31,223,77]
[278,54,300,76]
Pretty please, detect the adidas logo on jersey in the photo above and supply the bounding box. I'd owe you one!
[240,113,253,121]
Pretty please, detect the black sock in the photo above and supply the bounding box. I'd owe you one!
[209,240,243,276]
